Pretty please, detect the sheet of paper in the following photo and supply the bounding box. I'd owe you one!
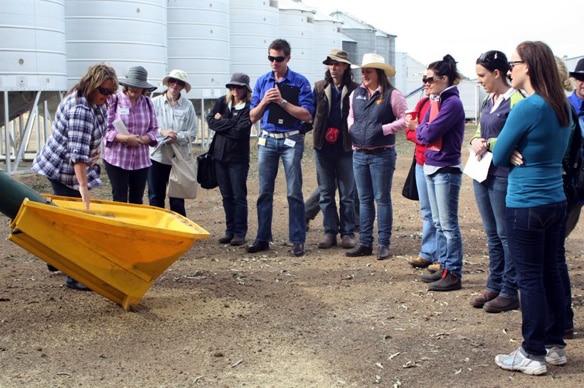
[113,118,130,135]
[463,147,492,183]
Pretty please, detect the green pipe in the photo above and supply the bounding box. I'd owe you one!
[0,169,50,220]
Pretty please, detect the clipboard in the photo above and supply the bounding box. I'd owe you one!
[267,83,300,127]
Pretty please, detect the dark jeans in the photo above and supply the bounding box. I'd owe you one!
[314,150,355,237]
[506,201,566,356]
[147,159,186,217]
[215,159,249,238]
[104,161,149,204]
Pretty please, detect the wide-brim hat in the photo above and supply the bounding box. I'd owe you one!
[569,58,584,79]
[120,66,157,92]
[162,69,192,93]
[352,53,396,77]
[225,72,252,92]
[323,49,352,65]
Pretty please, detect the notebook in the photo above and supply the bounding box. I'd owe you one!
[267,83,300,128]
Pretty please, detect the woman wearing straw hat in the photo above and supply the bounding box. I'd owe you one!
[104,66,158,204]
[148,69,197,217]
[346,53,407,260]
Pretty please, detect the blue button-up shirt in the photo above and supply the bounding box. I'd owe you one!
[251,67,314,133]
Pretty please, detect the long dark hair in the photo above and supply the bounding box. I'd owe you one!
[516,41,570,127]
[324,65,354,86]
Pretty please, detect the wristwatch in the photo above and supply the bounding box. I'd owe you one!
[280,99,288,107]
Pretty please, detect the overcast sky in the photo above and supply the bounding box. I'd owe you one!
[302,0,583,77]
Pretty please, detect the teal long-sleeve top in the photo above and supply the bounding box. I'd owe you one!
[492,93,570,208]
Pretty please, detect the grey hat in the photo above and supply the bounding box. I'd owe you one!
[225,73,252,92]
[569,58,584,79]
[323,49,352,65]
[120,66,156,91]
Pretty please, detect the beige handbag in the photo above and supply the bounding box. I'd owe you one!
[167,143,198,199]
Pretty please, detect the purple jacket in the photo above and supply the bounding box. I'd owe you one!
[416,86,465,167]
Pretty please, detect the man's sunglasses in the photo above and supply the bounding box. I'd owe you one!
[268,55,286,63]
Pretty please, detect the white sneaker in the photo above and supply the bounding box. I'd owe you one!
[495,347,547,375]
[545,346,567,366]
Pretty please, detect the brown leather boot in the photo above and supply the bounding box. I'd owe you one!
[470,290,499,308]
[483,295,520,313]
[318,234,337,249]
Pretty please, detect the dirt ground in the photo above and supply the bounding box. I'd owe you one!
[1,126,583,388]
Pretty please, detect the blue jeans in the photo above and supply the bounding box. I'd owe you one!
[147,160,186,216]
[506,201,566,356]
[215,160,249,238]
[315,150,355,237]
[415,163,438,262]
[425,170,463,277]
[473,176,517,299]
[256,133,305,244]
[353,147,396,247]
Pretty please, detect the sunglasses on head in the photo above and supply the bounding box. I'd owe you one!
[422,76,438,84]
[97,86,115,96]
[168,78,186,87]
[478,51,498,64]
[268,55,286,63]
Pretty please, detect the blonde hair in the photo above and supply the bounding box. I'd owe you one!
[555,56,573,92]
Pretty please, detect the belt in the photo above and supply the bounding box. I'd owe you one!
[261,130,300,139]
[355,146,393,154]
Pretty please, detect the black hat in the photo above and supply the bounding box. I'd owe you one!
[569,58,584,79]
[225,73,252,92]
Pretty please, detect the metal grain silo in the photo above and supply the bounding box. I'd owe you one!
[230,1,279,89]
[313,12,344,83]
[167,0,230,100]
[0,0,67,92]
[278,0,315,84]
[65,0,167,91]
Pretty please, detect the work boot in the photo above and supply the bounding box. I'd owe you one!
[470,290,499,308]
[318,234,337,249]
[483,295,520,313]
[421,266,443,283]
[428,269,461,291]
[341,235,356,249]
[345,245,373,257]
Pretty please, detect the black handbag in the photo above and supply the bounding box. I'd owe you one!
[401,156,419,201]
[196,152,218,189]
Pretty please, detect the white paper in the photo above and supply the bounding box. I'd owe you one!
[113,118,129,135]
[463,147,492,183]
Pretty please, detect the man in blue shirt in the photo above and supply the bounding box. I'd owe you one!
[248,39,314,257]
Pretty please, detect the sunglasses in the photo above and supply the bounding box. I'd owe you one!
[508,60,525,70]
[168,78,186,87]
[228,85,246,90]
[422,76,439,84]
[268,55,286,63]
[97,86,116,96]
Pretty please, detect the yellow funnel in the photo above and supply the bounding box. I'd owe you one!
[9,195,210,310]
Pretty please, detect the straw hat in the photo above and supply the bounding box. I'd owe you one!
[225,73,252,92]
[352,53,396,77]
[120,66,157,91]
[162,69,192,93]
[323,49,352,65]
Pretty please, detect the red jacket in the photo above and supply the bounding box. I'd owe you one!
[405,97,431,165]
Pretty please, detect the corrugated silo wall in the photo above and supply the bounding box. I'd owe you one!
[65,0,167,91]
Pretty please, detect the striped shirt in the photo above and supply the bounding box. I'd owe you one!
[103,92,158,170]
[32,92,106,190]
